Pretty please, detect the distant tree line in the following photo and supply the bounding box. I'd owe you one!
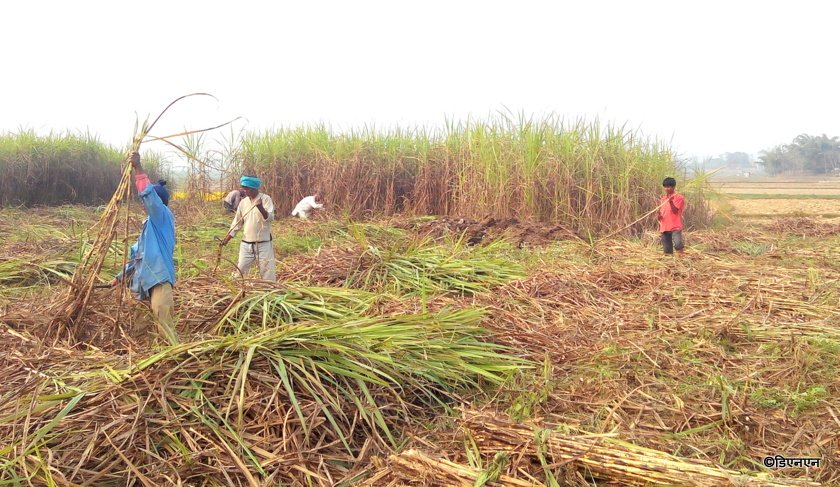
[758,134,840,175]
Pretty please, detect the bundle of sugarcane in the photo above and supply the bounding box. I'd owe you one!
[363,449,539,486]
[459,409,820,487]
[52,94,238,334]
[51,132,137,330]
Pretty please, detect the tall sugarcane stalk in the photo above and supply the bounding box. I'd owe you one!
[52,133,139,330]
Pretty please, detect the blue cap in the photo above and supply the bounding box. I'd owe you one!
[240,176,261,189]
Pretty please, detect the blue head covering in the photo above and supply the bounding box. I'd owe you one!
[240,176,261,189]
[154,179,170,206]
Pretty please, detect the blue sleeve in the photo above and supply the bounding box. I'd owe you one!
[139,185,169,228]
[116,242,139,280]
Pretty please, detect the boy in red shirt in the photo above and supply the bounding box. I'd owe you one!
[657,177,686,255]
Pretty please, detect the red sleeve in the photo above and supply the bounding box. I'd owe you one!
[134,173,151,192]
[676,195,686,209]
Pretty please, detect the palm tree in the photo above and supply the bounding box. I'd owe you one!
[758,145,789,175]
[791,134,840,174]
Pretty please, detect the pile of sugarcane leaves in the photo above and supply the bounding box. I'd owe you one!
[1,266,530,486]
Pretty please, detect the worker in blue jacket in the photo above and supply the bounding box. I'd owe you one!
[112,151,178,344]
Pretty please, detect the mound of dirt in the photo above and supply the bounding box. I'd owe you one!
[402,216,583,247]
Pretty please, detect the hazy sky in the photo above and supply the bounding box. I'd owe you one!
[2,0,838,160]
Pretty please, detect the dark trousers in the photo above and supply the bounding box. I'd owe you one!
[661,230,684,254]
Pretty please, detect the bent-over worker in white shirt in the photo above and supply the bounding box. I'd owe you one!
[220,176,276,281]
[291,192,324,220]
[223,189,244,213]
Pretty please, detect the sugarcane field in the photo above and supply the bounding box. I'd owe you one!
[0,108,837,487]
[3,3,840,486]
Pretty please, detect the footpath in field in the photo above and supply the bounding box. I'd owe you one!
[0,205,837,485]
